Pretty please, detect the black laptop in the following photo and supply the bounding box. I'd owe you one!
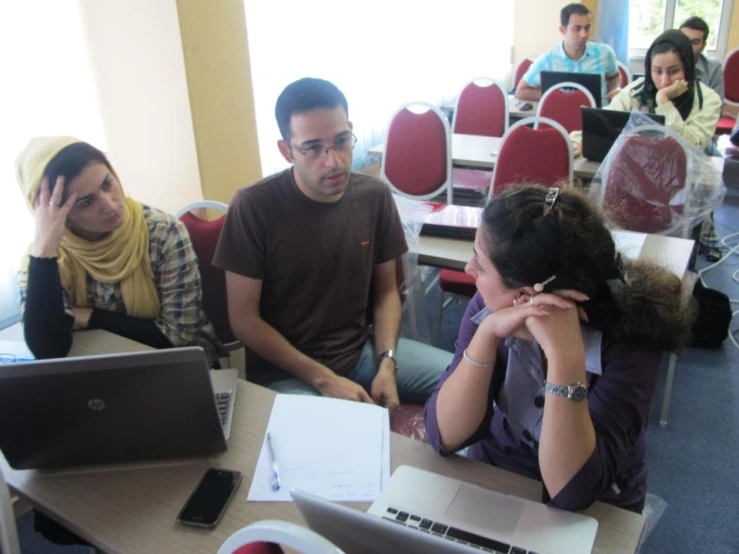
[581,107,666,162]
[0,347,237,470]
[541,71,602,108]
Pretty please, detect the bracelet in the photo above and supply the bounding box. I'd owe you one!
[462,348,495,368]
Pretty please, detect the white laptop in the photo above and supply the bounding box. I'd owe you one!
[0,347,238,470]
[293,465,599,554]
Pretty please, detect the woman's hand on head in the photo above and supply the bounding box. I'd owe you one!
[30,177,78,258]
[656,79,689,105]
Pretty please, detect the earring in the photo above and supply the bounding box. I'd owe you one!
[533,274,556,293]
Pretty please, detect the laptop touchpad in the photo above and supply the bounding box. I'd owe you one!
[444,485,523,536]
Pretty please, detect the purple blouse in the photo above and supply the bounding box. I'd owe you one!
[424,292,663,513]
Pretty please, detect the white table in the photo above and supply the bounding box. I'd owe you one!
[441,95,538,121]
[368,134,501,169]
[1,331,646,554]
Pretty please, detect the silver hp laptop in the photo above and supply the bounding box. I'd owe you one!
[294,465,599,554]
[0,347,237,470]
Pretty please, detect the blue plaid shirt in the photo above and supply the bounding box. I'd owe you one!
[523,41,618,99]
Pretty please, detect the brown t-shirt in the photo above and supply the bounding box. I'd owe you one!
[213,169,408,385]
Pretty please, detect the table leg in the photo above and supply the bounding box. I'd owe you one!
[659,352,678,427]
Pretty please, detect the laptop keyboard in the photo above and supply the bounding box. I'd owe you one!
[383,507,537,554]
[214,389,232,428]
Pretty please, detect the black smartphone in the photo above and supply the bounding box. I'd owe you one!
[177,468,242,528]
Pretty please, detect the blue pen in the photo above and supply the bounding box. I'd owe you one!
[266,432,281,492]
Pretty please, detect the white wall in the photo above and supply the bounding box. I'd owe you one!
[79,0,203,214]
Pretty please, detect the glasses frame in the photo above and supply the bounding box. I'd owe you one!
[289,133,358,160]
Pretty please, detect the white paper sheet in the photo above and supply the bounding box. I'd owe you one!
[612,230,647,260]
[247,395,389,502]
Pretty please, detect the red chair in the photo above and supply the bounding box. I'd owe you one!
[176,201,242,354]
[381,102,452,205]
[617,61,632,89]
[596,125,689,235]
[451,78,508,201]
[218,520,344,554]
[536,82,596,133]
[435,116,573,342]
[452,78,509,138]
[716,47,739,136]
[491,116,574,197]
[512,56,536,92]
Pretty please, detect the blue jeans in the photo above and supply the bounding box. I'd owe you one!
[268,337,452,403]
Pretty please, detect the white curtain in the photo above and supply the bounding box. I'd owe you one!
[244,0,515,176]
[0,0,105,326]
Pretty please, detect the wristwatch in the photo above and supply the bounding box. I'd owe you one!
[543,381,588,402]
[377,350,398,373]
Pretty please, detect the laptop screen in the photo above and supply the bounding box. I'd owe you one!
[581,107,666,162]
[540,71,602,108]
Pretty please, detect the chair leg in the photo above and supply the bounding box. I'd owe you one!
[659,352,678,428]
[434,289,444,346]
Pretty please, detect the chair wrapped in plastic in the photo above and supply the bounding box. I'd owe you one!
[590,111,726,238]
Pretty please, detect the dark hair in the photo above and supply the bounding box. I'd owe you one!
[275,78,349,141]
[560,3,591,27]
[680,16,710,41]
[481,185,693,350]
[636,30,697,120]
[43,142,114,197]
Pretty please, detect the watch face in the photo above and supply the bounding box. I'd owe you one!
[571,386,588,402]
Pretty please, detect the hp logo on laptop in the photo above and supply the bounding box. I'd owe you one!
[87,399,105,411]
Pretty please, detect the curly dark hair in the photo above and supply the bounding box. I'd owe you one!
[481,185,694,350]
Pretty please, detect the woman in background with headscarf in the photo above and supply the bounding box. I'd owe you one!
[16,136,221,363]
[573,30,721,153]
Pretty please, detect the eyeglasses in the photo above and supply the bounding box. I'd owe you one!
[290,133,357,160]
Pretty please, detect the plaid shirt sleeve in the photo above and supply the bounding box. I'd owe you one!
[150,217,207,347]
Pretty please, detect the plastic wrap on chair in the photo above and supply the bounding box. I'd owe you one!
[390,404,428,443]
[393,194,434,344]
[590,111,726,237]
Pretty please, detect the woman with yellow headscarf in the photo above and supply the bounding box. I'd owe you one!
[16,137,221,363]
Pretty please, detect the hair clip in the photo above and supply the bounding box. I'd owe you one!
[533,274,556,293]
[543,187,560,215]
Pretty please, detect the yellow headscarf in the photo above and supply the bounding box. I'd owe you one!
[16,136,160,319]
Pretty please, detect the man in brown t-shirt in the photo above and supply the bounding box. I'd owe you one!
[214,78,451,408]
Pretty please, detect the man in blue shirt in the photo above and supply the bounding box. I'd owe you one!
[516,3,620,102]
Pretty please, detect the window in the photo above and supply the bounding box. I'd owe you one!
[243,0,515,176]
[628,0,735,57]
[0,1,105,328]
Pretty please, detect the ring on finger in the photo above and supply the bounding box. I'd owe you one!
[529,295,535,306]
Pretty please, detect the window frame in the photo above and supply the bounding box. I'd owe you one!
[628,0,735,60]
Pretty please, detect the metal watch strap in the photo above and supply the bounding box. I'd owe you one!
[377,350,398,372]
[544,381,588,402]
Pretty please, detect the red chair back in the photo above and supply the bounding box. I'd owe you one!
[602,134,687,234]
[381,103,451,203]
[491,118,572,197]
[537,83,596,133]
[617,63,631,89]
[724,47,739,105]
[178,212,237,344]
[453,80,508,137]
[513,57,534,90]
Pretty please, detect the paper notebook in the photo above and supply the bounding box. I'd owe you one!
[247,395,390,502]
